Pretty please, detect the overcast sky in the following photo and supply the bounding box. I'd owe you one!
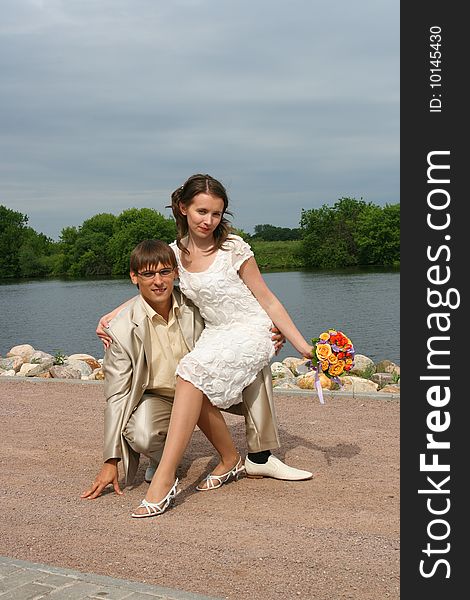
[1,0,399,240]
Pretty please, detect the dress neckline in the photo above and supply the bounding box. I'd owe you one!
[174,240,221,274]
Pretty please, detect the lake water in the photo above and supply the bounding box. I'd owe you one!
[0,270,399,365]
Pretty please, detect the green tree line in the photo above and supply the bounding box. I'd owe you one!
[299,198,400,268]
[0,198,399,279]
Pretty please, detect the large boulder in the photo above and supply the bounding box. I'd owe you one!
[0,356,24,372]
[0,369,16,377]
[340,376,379,394]
[87,367,105,381]
[30,351,54,363]
[271,362,295,380]
[17,364,36,377]
[68,353,97,361]
[49,365,82,379]
[17,359,54,377]
[379,382,400,394]
[349,354,375,377]
[65,359,93,377]
[84,358,102,371]
[7,344,35,362]
[371,372,396,388]
[272,378,300,390]
[68,354,102,370]
[375,360,400,376]
[282,357,310,376]
[296,371,333,390]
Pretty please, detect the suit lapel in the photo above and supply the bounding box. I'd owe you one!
[176,298,196,350]
[131,299,153,367]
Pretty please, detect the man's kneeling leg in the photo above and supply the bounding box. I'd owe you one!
[123,393,173,481]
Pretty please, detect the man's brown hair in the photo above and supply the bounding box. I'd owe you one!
[129,239,177,273]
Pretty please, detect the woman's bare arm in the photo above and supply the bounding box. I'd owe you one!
[239,257,313,358]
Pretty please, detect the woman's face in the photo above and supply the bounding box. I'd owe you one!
[180,193,224,240]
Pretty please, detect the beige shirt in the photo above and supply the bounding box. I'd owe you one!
[139,295,190,398]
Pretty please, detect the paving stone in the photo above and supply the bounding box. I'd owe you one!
[0,557,221,600]
[0,564,22,577]
[124,594,167,600]
[46,582,102,598]
[88,586,135,599]
[36,573,78,589]
[0,581,54,599]
[0,569,48,593]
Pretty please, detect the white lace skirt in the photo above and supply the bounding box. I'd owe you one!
[176,325,275,409]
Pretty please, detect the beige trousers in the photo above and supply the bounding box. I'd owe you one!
[122,370,280,464]
[123,392,172,463]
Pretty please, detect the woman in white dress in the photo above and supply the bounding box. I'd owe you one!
[129,173,314,517]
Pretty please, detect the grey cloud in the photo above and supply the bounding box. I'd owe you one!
[0,0,399,239]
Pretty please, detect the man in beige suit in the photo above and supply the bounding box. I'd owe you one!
[81,240,312,500]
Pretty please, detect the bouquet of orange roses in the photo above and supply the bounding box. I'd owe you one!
[306,329,355,403]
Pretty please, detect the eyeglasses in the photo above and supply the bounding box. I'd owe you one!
[137,268,175,279]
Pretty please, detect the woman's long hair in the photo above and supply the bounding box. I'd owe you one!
[170,174,233,254]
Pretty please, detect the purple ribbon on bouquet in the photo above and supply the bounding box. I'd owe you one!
[307,363,343,405]
[313,367,325,405]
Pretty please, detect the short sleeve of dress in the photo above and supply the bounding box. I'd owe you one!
[228,235,254,271]
[169,241,179,263]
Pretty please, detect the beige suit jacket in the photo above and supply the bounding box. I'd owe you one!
[102,288,279,483]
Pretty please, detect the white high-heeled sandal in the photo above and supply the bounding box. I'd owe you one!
[131,478,179,518]
[196,457,245,491]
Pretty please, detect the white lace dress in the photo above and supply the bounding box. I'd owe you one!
[171,235,275,409]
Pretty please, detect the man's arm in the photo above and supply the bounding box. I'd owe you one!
[80,330,133,499]
[101,337,134,461]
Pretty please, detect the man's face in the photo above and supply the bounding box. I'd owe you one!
[130,262,177,314]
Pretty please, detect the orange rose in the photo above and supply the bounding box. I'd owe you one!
[328,361,345,377]
[321,360,329,371]
[328,354,338,364]
[319,332,330,341]
[316,343,332,360]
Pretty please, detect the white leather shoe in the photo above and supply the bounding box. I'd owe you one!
[144,460,158,483]
[245,455,313,481]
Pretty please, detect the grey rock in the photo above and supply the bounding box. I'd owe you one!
[64,359,93,377]
[282,357,310,376]
[271,362,295,380]
[18,359,54,377]
[0,356,24,372]
[30,351,54,363]
[0,369,16,377]
[273,376,298,388]
[375,360,400,376]
[349,354,375,376]
[49,365,82,379]
[371,372,395,387]
[379,384,400,394]
[341,376,379,393]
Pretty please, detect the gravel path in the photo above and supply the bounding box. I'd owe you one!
[0,379,399,600]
